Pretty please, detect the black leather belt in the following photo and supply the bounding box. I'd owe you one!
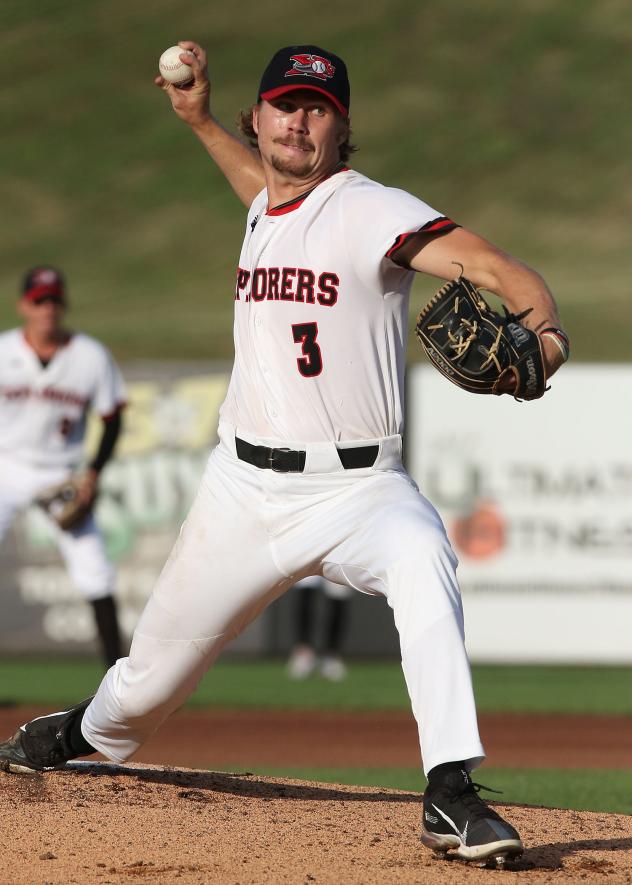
[235,436,379,473]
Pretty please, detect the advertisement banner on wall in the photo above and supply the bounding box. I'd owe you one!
[407,364,632,663]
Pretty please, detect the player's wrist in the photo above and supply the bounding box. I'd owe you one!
[540,327,570,363]
[187,107,214,134]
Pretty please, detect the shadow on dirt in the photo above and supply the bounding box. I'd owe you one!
[65,760,421,803]
[516,836,632,872]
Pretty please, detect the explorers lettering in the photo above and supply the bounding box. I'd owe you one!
[235,266,339,307]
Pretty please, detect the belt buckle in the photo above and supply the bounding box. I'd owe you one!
[269,447,292,473]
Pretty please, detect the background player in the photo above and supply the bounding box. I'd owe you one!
[0,44,567,867]
[0,267,126,668]
[286,576,351,681]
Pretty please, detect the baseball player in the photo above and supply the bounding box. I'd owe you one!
[286,576,351,681]
[0,267,126,668]
[0,46,568,866]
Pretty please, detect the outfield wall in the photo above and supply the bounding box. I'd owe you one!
[1,363,630,663]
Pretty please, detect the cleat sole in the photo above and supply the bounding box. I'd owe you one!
[421,825,523,865]
[5,761,42,774]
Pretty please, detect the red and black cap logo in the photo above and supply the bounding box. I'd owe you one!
[258,45,350,117]
[21,266,66,303]
[285,53,336,82]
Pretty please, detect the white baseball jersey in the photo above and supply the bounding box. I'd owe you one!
[220,167,456,443]
[0,329,126,469]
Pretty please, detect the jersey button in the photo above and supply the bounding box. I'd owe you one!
[255,317,262,327]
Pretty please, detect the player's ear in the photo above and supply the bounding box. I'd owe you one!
[16,298,28,320]
[252,103,260,136]
[336,116,350,147]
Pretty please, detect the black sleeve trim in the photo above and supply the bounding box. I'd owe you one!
[89,409,123,473]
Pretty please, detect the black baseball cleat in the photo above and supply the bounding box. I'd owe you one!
[0,697,95,773]
[421,765,523,867]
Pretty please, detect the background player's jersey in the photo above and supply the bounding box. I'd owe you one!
[220,168,456,443]
[0,329,126,468]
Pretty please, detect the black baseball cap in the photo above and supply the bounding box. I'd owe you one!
[258,45,350,117]
[21,266,66,303]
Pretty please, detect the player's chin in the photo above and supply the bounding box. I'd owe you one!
[36,318,61,334]
[270,153,314,178]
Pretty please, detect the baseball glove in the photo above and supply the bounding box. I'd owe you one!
[35,477,92,531]
[415,271,547,400]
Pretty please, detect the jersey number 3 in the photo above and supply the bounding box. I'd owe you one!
[292,322,323,378]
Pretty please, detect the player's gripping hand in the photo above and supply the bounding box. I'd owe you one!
[155,41,211,130]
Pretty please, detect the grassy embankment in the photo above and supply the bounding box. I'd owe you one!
[1,0,629,360]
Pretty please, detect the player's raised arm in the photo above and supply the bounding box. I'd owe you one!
[155,41,265,207]
[396,226,567,381]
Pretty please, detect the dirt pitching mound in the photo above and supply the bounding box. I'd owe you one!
[1,762,631,884]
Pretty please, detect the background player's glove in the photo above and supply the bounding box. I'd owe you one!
[35,476,93,532]
[415,272,547,400]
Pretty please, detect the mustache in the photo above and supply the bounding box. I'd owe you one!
[273,136,314,152]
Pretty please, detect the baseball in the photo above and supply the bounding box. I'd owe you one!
[311,60,327,74]
[158,46,195,86]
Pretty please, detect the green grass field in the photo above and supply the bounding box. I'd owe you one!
[1,0,630,360]
[1,657,631,813]
[1,657,631,714]
[465,768,632,817]
[249,767,632,816]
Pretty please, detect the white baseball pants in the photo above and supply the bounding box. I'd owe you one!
[293,575,352,599]
[0,453,115,600]
[83,424,484,775]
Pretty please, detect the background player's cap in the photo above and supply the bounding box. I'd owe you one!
[258,45,350,117]
[21,266,66,304]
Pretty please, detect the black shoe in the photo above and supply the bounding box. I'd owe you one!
[0,697,94,773]
[421,766,523,866]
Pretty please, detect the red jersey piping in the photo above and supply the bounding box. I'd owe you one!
[266,165,350,216]
[101,402,127,422]
[385,217,459,260]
